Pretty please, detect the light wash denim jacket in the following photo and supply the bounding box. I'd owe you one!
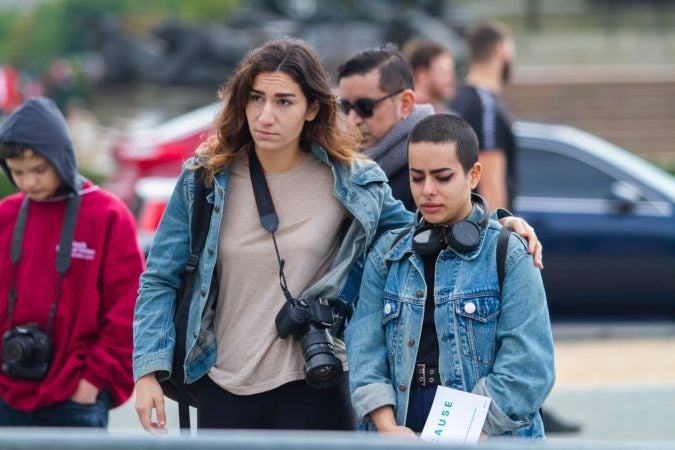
[132,144,412,384]
[344,208,555,438]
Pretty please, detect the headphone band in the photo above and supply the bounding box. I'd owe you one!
[412,193,490,256]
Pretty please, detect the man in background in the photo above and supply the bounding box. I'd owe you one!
[450,21,516,211]
[337,45,434,211]
[403,39,456,113]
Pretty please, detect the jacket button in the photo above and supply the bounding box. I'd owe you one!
[193,332,198,338]
[398,384,406,392]
[464,302,476,314]
[383,303,392,314]
[407,338,415,346]
[214,206,221,213]
[200,290,207,297]
[207,248,214,256]
[415,290,423,298]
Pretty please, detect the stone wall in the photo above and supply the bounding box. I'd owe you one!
[503,67,675,166]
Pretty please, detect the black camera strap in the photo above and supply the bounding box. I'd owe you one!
[248,149,295,304]
[8,179,83,333]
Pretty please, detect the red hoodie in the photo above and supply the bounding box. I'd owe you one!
[0,181,144,410]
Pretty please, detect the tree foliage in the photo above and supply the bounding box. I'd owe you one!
[0,0,241,73]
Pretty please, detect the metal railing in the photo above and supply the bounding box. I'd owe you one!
[1,429,675,450]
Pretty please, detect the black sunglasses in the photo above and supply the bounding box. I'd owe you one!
[338,89,404,118]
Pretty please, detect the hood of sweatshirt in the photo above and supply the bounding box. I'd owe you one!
[0,96,78,194]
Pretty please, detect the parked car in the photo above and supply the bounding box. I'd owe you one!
[105,102,220,206]
[128,110,675,317]
[513,121,675,316]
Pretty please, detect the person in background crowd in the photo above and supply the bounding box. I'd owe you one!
[337,45,434,212]
[0,97,144,427]
[450,21,516,211]
[402,39,456,113]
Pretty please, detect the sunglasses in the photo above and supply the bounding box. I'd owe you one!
[338,89,404,118]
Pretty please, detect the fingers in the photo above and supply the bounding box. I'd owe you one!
[135,396,167,434]
[135,396,154,431]
[522,225,544,269]
[155,396,167,430]
[134,374,168,434]
[533,241,544,270]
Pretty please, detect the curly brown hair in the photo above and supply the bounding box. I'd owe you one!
[196,37,361,184]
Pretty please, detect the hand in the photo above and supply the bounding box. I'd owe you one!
[69,378,100,405]
[500,216,543,269]
[135,373,168,434]
[369,405,419,439]
[380,425,419,439]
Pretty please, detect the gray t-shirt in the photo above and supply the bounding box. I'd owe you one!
[209,152,348,395]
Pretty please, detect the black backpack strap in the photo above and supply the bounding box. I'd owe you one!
[174,167,214,430]
[385,227,412,271]
[496,226,511,295]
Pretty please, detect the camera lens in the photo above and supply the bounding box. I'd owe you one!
[3,336,32,364]
[301,326,343,388]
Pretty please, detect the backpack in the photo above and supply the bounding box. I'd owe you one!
[387,225,511,293]
[158,167,214,430]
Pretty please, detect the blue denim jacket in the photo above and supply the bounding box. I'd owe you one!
[344,208,555,438]
[132,144,412,384]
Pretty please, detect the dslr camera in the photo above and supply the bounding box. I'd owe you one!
[275,298,343,388]
[2,323,54,380]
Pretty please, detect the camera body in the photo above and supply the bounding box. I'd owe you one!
[275,298,343,388]
[2,323,54,380]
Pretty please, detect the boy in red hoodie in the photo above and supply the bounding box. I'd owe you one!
[0,97,144,427]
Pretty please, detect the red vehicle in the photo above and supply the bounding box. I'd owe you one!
[105,102,220,207]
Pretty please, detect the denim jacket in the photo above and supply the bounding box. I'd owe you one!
[132,144,412,384]
[344,208,555,438]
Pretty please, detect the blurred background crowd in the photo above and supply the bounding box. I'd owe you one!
[1,0,674,183]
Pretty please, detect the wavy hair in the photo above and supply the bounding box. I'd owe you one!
[196,37,361,184]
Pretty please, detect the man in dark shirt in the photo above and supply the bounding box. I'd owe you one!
[451,21,516,211]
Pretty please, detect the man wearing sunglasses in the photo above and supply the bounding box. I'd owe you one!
[337,45,434,212]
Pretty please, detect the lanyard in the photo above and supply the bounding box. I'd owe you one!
[7,179,83,332]
[248,149,296,304]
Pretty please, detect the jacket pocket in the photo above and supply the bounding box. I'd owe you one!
[455,295,500,368]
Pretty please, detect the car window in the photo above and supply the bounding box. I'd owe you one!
[517,146,619,199]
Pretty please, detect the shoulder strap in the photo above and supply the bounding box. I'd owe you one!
[174,167,214,430]
[187,168,214,271]
[386,227,412,271]
[496,226,511,295]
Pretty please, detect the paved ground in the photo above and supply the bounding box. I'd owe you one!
[110,322,675,443]
[544,321,675,444]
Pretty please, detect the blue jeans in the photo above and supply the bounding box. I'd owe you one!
[0,391,109,427]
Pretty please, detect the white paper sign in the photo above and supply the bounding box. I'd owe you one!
[420,386,491,445]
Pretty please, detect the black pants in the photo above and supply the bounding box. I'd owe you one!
[197,374,356,430]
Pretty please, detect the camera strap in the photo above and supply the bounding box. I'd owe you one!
[248,149,295,304]
[7,179,83,332]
